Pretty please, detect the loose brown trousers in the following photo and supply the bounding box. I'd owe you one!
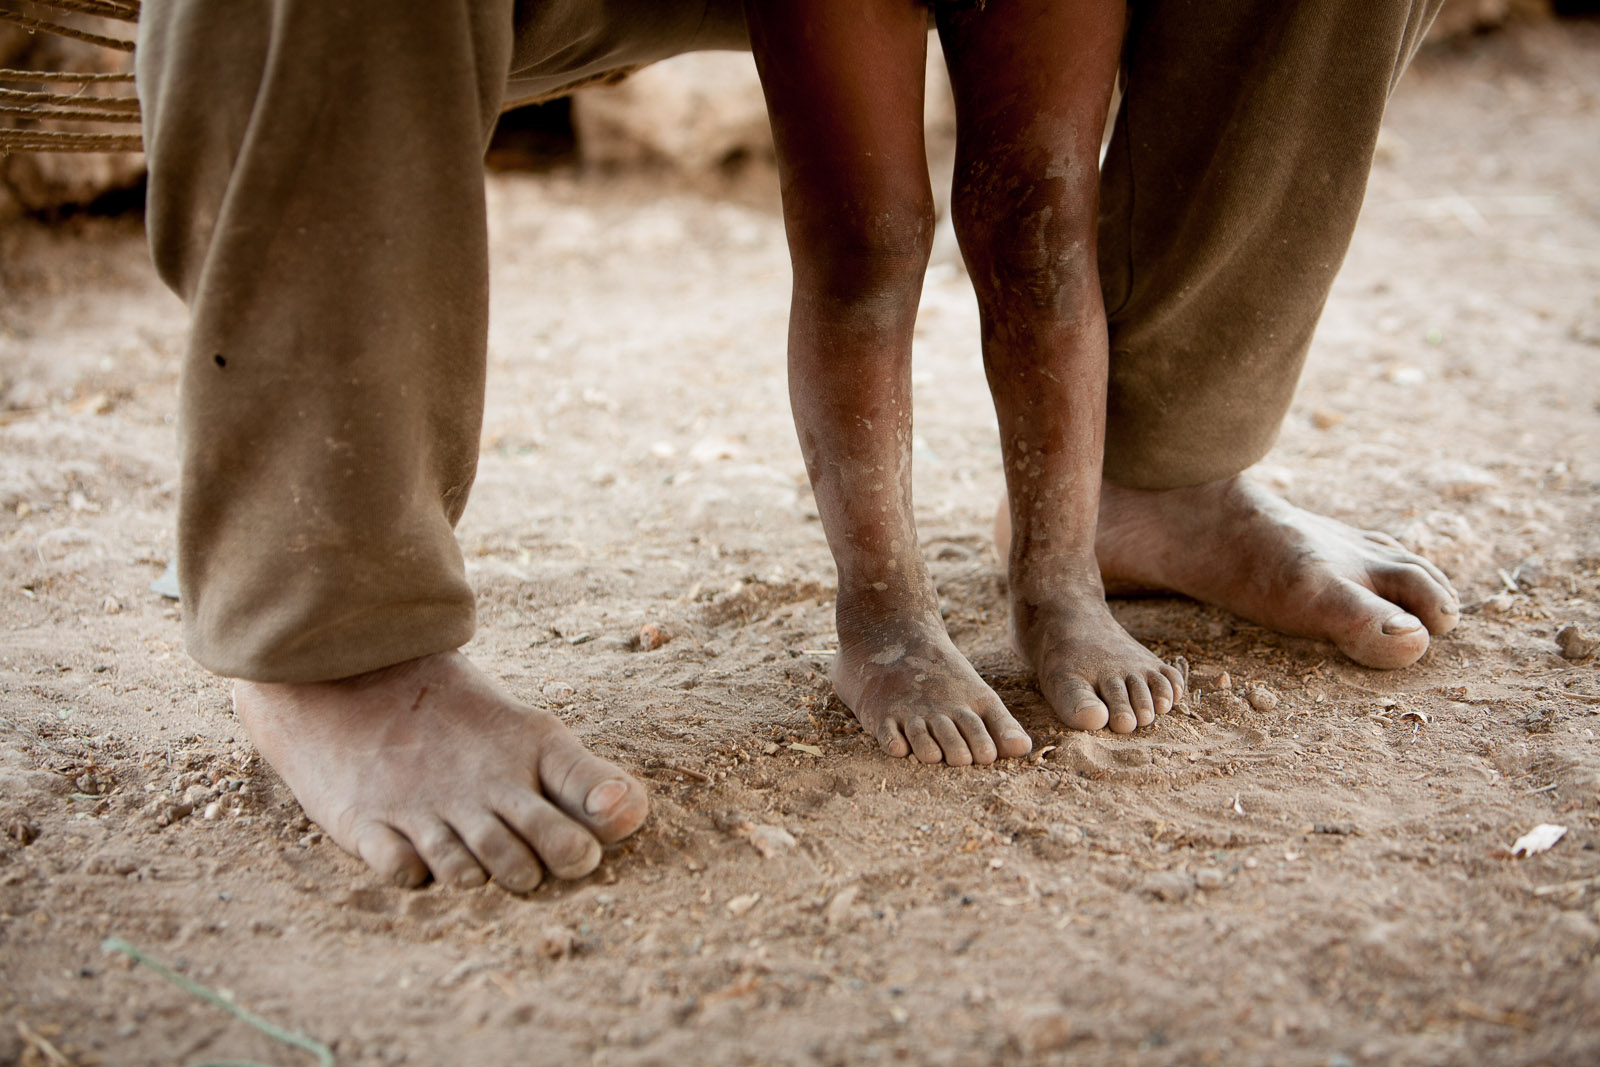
[135,0,1441,683]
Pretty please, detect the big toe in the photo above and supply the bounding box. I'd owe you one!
[354,823,428,889]
[1044,675,1111,733]
[536,724,649,844]
[1318,579,1432,669]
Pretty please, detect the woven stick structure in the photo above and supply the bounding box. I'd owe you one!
[0,0,143,154]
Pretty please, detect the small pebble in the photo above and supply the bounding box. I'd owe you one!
[1481,593,1517,616]
[155,801,194,827]
[537,926,577,960]
[1520,706,1558,734]
[1142,870,1196,902]
[637,622,670,651]
[1194,867,1226,890]
[202,801,223,821]
[1556,624,1598,661]
[725,893,761,917]
[1245,686,1279,713]
[1008,1004,1073,1055]
[825,885,860,928]
[740,823,796,859]
[541,682,576,706]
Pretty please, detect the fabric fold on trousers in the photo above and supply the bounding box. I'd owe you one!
[139,0,516,682]
[1097,0,1442,489]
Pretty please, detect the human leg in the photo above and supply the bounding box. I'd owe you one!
[938,0,1182,733]
[745,0,1031,764]
[1034,0,1458,670]
[138,0,646,887]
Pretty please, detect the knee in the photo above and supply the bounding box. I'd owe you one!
[951,166,1099,319]
[786,193,935,318]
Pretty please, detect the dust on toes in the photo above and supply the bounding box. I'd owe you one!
[233,650,648,890]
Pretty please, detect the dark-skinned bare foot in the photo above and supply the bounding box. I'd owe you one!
[831,602,1033,766]
[1010,588,1186,735]
[1079,474,1460,670]
[233,650,648,890]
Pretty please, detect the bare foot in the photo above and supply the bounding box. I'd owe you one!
[1086,474,1460,669]
[1010,589,1186,735]
[832,604,1033,766]
[233,651,648,890]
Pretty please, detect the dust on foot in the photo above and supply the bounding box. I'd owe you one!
[1011,595,1186,735]
[831,613,1032,766]
[233,650,648,890]
[1094,474,1460,670]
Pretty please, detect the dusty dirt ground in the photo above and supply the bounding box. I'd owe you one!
[2,20,1599,1067]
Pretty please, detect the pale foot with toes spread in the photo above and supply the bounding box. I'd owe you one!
[233,651,648,890]
[1086,474,1460,670]
[1012,594,1186,735]
[831,611,1033,766]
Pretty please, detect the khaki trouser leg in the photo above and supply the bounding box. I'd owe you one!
[138,0,514,682]
[1098,0,1443,489]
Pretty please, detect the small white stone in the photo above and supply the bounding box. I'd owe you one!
[725,893,761,917]
[740,823,796,859]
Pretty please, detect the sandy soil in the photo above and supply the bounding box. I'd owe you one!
[2,20,1599,1067]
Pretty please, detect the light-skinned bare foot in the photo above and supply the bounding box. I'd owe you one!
[233,650,648,890]
[1078,474,1460,670]
[831,597,1033,766]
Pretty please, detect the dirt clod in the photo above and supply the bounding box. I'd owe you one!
[1556,624,1598,660]
[537,926,578,960]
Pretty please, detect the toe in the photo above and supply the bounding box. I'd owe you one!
[1371,562,1460,636]
[876,718,912,758]
[1126,675,1156,729]
[1101,676,1138,734]
[412,821,488,889]
[534,718,649,845]
[1363,532,1458,599]
[1148,670,1176,717]
[354,823,428,889]
[1316,578,1431,669]
[1045,675,1110,733]
[496,793,603,881]
[929,717,974,766]
[951,708,999,765]
[904,718,945,764]
[452,810,548,892]
[968,698,1031,760]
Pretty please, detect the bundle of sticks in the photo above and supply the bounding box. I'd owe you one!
[0,0,141,154]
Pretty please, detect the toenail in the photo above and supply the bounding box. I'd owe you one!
[1440,602,1459,614]
[585,780,630,816]
[1382,613,1423,635]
